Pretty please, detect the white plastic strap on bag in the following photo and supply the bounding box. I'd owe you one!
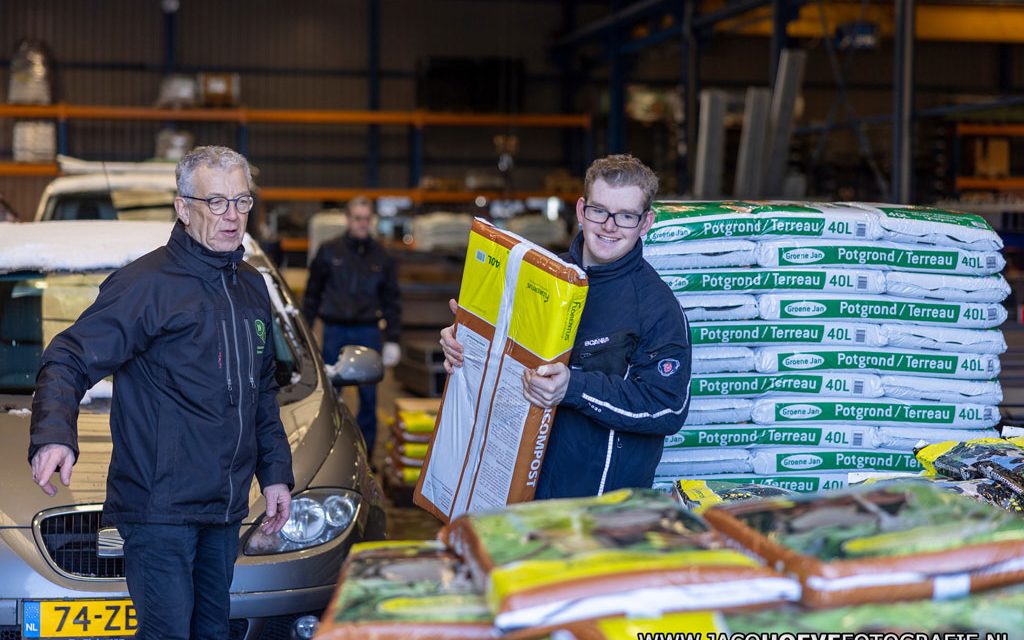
[753,346,1000,379]
[750,396,1000,429]
[755,238,1005,275]
[757,293,1007,329]
[882,324,1007,354]
[689,320,887,347]
[848,202,1004,252]
[690,372,883,398]
[692,346,754,373]
[880,375,1003,405]
[643,239,757,270]
[884,272,1010,303]
[684,398,753,425]
[660,267,885,295]
[678,294,759,321]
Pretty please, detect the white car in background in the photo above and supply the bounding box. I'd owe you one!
[34,156,179,223]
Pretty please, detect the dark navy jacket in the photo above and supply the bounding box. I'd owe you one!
[535,233,691,499]
[303,233,401,342]
[29,222,295,525]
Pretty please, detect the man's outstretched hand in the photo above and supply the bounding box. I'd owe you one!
[30,443,76,496]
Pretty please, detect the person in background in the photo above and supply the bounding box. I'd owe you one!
[439,154,691,498]
[29,145,294,639]
[303,195,402,457]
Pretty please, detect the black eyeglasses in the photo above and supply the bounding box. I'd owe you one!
[181,194,255,215]
[582,204,646,229]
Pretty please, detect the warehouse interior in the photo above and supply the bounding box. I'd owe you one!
[4,1,1024,639]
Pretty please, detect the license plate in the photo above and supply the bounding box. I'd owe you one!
[23,600,137,638]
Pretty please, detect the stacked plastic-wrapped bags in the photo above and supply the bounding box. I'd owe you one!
[648,201,1007,492]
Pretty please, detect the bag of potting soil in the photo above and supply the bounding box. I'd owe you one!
[851,202,1004,252]
[658,447,924,476]
[753,346,1000,379]
[882,323,1008,354]
[751,396,999,429]
[664,424,995,452]
[690,320,886,348]
[754,201,882,240]
[645,201,760,243]
[757,293,1006,329]
[916,440,1024,499]
[684,398,753,425]
[315,540,493,640]
[660,267,884,295]
[881,375,1003,405]
[756,239,1005,275]
[884,271,1010,303]
[690,372,882,399]
[439,488,800,633]
[675,479,797,513]
[676,294,758,321]
[643,239,757,270]
[692,346,754,373]
[702,481,1024,608]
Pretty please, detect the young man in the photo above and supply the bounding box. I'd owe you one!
[440,154,691,498]
[29,146,294,640]
[303,196,402,456]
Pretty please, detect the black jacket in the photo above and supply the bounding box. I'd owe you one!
[303,233,401,341]
[535,233,691,499]
[29,222,294,525]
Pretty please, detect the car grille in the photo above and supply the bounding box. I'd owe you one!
[36,508,124,579]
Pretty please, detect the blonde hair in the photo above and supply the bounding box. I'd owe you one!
[584,154,658,211]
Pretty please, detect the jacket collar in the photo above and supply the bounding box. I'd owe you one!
[568,231,644,282]
[344,232,374,252]
[167,221,244,279]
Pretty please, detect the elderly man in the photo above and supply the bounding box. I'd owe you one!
[440,154,691,498]
[303,196,402,458]
[29,145,294,640]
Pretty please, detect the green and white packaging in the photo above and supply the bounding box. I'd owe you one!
[644,239,756,270]
[753,346,1000,379]
[880,375,1003,405]
[757,293,1006,328]
[884,271,1010,303]
[751,397,999,429]
[684,398,753,426]
[690,320,886,347]
[661,267,885,295]
[693,346,754,373]
[678,294,758,321]
[656,471,853,494]
[853,202,1004,252]
[755,202,881,240]
[690,372,882,398]
[645,201,760,243]
[664,424,997,451]
[881,324,1007,354]
[656,447,924,476]
[756,239,1004,275]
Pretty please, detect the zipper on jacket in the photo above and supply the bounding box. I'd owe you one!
[221,272,246,523]
[221,320,235,406]
[244,318,257,403]
[597,363,631,495]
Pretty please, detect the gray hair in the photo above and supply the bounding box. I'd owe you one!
[584,154,659,211]
[176,145,254,195]
[346,195,374,215]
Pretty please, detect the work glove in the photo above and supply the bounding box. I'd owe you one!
[382,342,401,368]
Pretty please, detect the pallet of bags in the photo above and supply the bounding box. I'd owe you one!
[384,399,439,496]
[701,480,1024,608]
[313,540,494,640]
[439,488,800,635]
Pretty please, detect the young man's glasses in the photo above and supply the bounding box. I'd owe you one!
[181,195,255,215]
[582,204,645,229]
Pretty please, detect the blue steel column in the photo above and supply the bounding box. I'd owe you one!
[368,0,381,188]
[892,0,914,203]
[770,0,791,89]
[678,0,697,194]
[608,36,626,154]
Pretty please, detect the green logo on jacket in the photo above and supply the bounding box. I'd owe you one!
[255,319,267,354]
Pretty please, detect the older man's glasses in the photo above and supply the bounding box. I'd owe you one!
[181,194,255,215]
[582,204,645,229]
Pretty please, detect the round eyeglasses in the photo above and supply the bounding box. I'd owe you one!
[181,194,255,215]
[582,204,645,229]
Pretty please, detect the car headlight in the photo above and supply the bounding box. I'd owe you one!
[244,488,361,555]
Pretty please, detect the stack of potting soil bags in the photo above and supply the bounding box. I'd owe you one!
[647,201,1007,493]
[383,398,440,492]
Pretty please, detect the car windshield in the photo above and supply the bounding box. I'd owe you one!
[0,270,305,397]
[44,188,177,222]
